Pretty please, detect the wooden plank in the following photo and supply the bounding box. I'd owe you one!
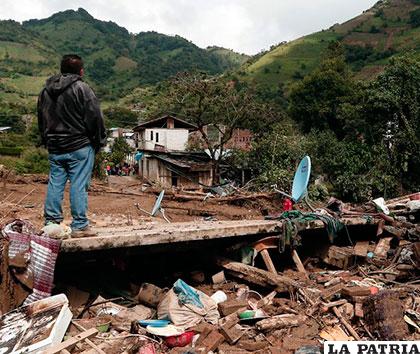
[332,306,361,340]
[260,249,277,274]
[291,249,309,279]
[44,328,98,354]
[72,321,107,354]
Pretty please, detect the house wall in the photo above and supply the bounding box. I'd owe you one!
[139,156,171,186]
[138,156,212,188]
[169,170,212,189]
[138,129,189,151]
[226,128,253,151]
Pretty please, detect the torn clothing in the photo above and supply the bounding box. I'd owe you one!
[274,210,344,252]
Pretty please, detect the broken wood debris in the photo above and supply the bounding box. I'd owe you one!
[0,191,419,353]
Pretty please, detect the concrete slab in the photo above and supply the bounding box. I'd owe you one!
[60,217,379,253]
[60,220,282,252]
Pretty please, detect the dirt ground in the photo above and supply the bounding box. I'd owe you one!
[0,175,271,229]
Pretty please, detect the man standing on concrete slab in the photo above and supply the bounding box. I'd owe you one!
[38,54,106,237]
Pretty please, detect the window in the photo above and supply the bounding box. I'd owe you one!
[156,132,159,143]
[150,131,153,141]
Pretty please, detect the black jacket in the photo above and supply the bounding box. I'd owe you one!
[38,74,106,154]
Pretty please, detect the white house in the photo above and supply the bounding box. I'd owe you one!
[133,115,197,152]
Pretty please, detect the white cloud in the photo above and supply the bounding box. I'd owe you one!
[0,0,378,54]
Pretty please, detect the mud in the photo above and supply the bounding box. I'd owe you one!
[0,176,272,230]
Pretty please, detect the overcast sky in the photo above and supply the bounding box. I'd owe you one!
[0,0,378,54]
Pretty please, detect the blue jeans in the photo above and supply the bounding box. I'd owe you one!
[45,145,95,230]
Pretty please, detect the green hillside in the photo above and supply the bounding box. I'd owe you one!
[0,8,246,102]
[206,46,250,71]
[241,0,420,93]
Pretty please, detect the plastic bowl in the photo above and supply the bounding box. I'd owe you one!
[96,320,111,333]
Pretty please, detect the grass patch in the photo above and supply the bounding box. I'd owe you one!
[0,41,48,62]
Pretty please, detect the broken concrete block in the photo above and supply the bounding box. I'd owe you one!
[197,329,225,353]
[338,303,354,319]
[342,286,371,297]
[219,310,243,328]
[193,322,215,334]
[220,323,244,344]
[322,246,354,269]
[374,237,392,259]
[363,291,409,340]
[136,283,165,308]
[218,299,249,317]
[238,339,269,351]
[354,303,364,318]
[212,270,226,284]
[350,295,369,304]
[193,322,215,348]
[354,241,369,257]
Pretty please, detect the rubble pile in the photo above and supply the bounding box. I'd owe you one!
[0,194,419,353]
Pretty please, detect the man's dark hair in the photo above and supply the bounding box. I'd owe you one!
[60,54,84,74]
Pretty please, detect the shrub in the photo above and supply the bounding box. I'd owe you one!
[307,131,399,202]
[14,148,50,174]
[0,146,23,156]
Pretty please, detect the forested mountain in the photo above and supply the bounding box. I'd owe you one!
[0,8,246,102]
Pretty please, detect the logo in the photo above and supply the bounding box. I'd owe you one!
[325,341,420,354]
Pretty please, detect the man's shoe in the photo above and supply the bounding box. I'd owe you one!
[71,226,98,238]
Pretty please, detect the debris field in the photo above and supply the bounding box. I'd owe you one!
[0,173,419,353]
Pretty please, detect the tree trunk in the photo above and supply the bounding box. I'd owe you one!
[211,159,220,185]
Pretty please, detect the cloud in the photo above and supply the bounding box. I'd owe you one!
[0,0,378,54]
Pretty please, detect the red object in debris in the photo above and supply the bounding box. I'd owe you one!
[165,331,194,348]
[282,198,293,211]
[138,343,155,354]
[410,192,420,201]
[370,286,379,295]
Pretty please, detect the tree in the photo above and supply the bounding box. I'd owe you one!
[163,72,274,184]
[248,121,309,191]
[359,54,420,191]
[110,137,131,165]
[410,8,420,27]
[328,53,420,193]
[103,106,139,128]
[288,42,355,137]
